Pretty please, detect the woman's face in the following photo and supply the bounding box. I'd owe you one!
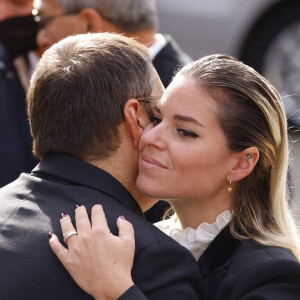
[137,76,235,202]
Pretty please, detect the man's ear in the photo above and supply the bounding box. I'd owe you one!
[229,147,259,182]
[79,8,103,32]
[123,99,144,149]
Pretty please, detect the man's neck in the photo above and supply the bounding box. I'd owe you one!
[83,128,157,213]
[125,30,157,48]
[86,150,136,193]
[87,155,156,213]
[101,20,156,48]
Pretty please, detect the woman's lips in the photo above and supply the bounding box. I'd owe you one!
[140,155,168,169]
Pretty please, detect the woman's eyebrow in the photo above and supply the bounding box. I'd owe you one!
[174,115,204,127]
[154,105,204,127]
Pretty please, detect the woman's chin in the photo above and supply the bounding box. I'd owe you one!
[136,176,161,199]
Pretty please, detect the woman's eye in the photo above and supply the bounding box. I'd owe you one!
[177,128,199,138]
[149,115,162,126]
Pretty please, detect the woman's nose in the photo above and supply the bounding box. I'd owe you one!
[140,123,167,150]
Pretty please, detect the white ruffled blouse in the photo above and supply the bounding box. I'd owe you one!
[155,210,232,260]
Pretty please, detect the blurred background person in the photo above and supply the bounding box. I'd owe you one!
[33,0,192,223]
[0,0,39,187]
[33,0,192,88]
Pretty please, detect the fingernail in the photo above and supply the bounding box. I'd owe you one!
[48,232,53,239]
[75,203,82,209]
[60,212,67,219]
[93,203,100,206]
[119,214,126,220]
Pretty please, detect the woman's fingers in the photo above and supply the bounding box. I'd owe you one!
[116,216,135,269]
[60,213,78,247]
[91,204,109,233]
[49,233,69,267]
[75,205,92,235]
[49,207,136,299]
[117,216,135,247]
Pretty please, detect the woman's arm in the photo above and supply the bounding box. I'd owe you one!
[49,204,139,300]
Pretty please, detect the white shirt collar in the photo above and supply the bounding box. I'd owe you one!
[155,210,232,260]
[149,33,167,59]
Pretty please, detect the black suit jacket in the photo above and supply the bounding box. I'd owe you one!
[0,154,201,299]
[198,226,300,299]
[152,34,192,88]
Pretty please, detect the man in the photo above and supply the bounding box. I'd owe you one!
[34,0,192,88]
[33,0,190,223]
[0,33,201,299]
[0,0,39,187]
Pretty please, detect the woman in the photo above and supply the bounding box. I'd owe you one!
[49,54,300,299]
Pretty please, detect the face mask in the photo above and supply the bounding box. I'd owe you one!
[0,14,38,58]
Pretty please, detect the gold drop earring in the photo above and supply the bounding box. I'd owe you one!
[227,178,232,193]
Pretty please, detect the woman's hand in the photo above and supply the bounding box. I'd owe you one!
[49,204,135,300]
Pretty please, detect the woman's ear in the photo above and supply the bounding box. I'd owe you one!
[79,8,103,32]
[123,100,144,149]
[229,147,259,181]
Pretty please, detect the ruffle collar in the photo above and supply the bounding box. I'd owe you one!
[155,210,232,260]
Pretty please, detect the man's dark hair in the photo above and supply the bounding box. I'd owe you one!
[27,32,154,160]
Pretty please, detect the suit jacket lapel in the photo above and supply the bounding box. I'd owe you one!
[198,225,241,276]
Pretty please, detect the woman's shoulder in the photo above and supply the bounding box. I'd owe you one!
[235,239,299,265]
[219,235,300,280]
[201,232,300,300]
[223,241,300,299]
[201,224,299,270]
[200,226,300,274]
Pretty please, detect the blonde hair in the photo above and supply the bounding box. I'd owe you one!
[176,54,300,260]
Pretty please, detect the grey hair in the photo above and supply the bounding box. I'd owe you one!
[56,0,159,32]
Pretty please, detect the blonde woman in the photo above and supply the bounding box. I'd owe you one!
[50,54,300,300]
